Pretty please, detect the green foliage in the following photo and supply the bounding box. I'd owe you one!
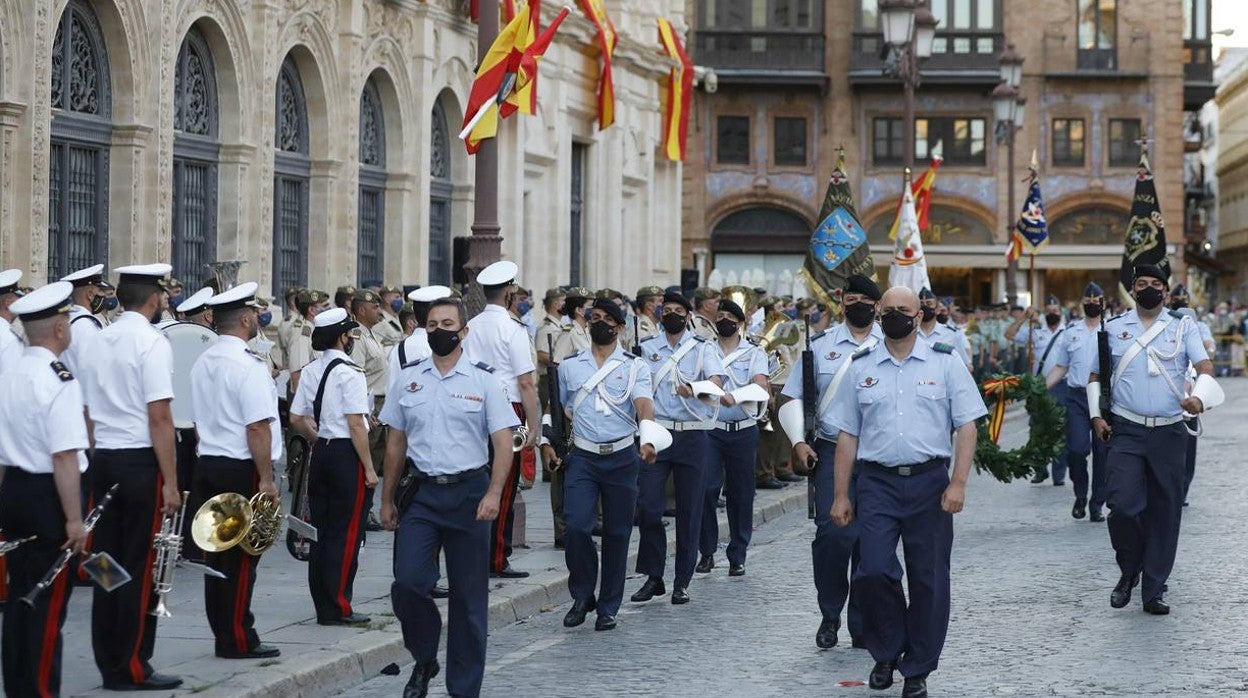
[974,373,1066,483]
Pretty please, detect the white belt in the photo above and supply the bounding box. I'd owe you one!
[656,418,712,432]
[712,420,756,432]
[572,435,635,455]
[1111,406,1184,428]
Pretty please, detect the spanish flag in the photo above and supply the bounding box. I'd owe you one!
[502,2,569,119]
[888,147,942,240]
[461,3,531,153]
[578,0,618,130]
[657,18,692,162]
[502,0,522,22]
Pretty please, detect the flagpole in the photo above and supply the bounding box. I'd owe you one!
[1027,250,1036,370]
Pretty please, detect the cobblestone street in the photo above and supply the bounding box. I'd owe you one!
[344,378,1248,698]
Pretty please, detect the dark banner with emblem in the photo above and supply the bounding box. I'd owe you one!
[801,150,874,306]
[1118,149,1169,297]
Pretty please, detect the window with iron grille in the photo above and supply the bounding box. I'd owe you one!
[48,0,111,280]
[1108,118,1141,167]
[1052,118,1086,167]
[428,100,453,286]
[570,143,587,286]
[173,26,219,289]
[716,116,750,165]
[774,117,807,167]
[358,78,386,287]
[272,56,310,292]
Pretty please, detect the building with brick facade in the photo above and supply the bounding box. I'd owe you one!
[1215,48,1248,303]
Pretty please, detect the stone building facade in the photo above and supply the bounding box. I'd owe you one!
[0,0,686,296]
[1216,49,1248,302]
[683,0,1214,306]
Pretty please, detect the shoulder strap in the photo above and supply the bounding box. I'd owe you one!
[721,345,751,369]
[817,337,878,417]
[398,337,408,367]
[72,314,102,329]
[570,358,625,411]
[313,358,349,425]
[1035,328,1065,376]
[654,339,699,385]
[1111,315,1171,390]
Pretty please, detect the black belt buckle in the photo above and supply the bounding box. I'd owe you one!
[432,474,455,485]
[597,443,614,455]
[897,465,913,476]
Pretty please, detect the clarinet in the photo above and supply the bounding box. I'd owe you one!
[21,483,120,607]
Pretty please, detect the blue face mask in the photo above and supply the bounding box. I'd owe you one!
[809,310,822,325]
[103,296,119,311]
[258,311,273,327]
[652,307,663,321]
[582,308,594,321]
[518,300,533,317]
[169,294,186,309]
[390,298,403,313]
[782,308,798,320]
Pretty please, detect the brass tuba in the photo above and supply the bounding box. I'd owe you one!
[192,491,283,556]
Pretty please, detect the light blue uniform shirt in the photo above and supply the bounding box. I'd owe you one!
[1104,310,1208,418]
[1054,320,1101,388]
[918,322,972,366]
[558,345,653,443]
[829,341,987,467]
[379,354,520,476]
[715,338,769,423]
[639,331,726,422]
[1012,322,1066,375]
[781,322,883,439]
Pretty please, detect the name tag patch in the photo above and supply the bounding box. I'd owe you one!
[450,393,484,403]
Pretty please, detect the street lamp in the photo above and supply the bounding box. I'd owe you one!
[995,42,1027,304]
[881,0,939,168]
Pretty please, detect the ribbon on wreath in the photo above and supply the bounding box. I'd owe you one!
[981,375,1020,444]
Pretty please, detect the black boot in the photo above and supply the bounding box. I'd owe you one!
[403,660,440,698]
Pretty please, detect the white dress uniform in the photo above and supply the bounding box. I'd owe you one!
[387,285,452,379]
[0,269,24,370]
[463,303,536,404]
[59,264,108,375]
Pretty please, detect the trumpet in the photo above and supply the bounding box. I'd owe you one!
[192,491,284,557]
[150,491,189,618]
[512,425,530,452]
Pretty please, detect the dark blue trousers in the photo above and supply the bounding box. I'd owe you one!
[1183,417,1198,499]
[637,430,708,589]
[1064,389,1107,509]
[392,469,491,698]
[308,438,372,623]
[855,462,953,678]
[1048,383,1069,482]
[699,425,759,566]
[810,438,864,636]
[1105,420,1188,605]
[565,448,641,617]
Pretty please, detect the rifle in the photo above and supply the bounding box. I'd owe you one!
[1096,308,1113,424]
[632,314,642,355]
[802,317,817,519]
[545,335,571,468]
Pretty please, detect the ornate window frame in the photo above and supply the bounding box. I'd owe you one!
[172,25,220,287]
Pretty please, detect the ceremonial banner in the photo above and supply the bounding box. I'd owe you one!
[888,149,941,240]
[800,149,874,305]
[502,3,569,119]
[502,0,522,22]
[499,0,542,117]
[657,18,693,162]
[1004,231,1024,263]
[578,0,618,129]
[1015,177,1049,253]
[888,172,931,294]
[1119,147,1169,296]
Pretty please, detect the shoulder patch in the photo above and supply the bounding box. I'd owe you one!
[473,361,496,373]
[851,344,874,361]
[50,360,73,382]
[301,324,313,337]
[932,342,954,354]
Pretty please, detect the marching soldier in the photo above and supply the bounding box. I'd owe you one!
[830,285,987,698]
[0,281,89,697]
[78,264,183,691]
[287,288,331,396]
[696,297,768,577]
[0,269,23,367]
[777,274,884,650]
[690,287,720,341]
[632,291,725,606]
[375,285,406,350]
[289,307,378,625]
[462,261,540,579]
[917,288,972,373]
[379,297,519,698]
[58,264,109,374]
[189,282,282,659]
[389,286,453,379]
[1091,264,1217,615]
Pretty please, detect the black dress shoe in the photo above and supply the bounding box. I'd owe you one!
[851,638,868,649]
[1053,478,1066,486]
[663,508,676,517]
[1110,573,1140,609]
[592,524,604,536]
[716,497,726,509]
[1144,596,1171,615]
[757,477,787,490]
[563,598,596,627]
[671,587,691,605]
[554,538,566,550]
[366,511,383,532]
[630,577,666,602]
[778,472,804,483]
[1089,508,1105,522]
[728,563,745,577]
[1030,468,1049,484]
[431,585,450,599]
[217,643,281,659]
[815,618,838,649]
[868,660,896,690]
[490,564,530,579]
[695,554,715,573]
[403,660,440,698]
[102,673,184,691]
[1072,497,1087,520]
[902,674,929,698]
[594,614,617,631]
[318,613,371,626]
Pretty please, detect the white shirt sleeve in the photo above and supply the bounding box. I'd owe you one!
[509,325,536,376]
[239,361,278,426]
[289,365,315,417]
[341,368,372,416]
[47,382,90,455]
[141,336,175,404]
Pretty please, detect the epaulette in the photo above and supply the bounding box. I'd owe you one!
[851,344,874,360]
[1168,309,1185,319]
[746,336,761,346]
[401,357,427,370]
[388,319,401,332]
[245,349,265,362]
[810,329,829,342]
[301,324,312,337]
[512,316,526,326]
[473,361,496,373]
[1106,314,1125,324]
[344,360,364,372]
[50,360,73,382]
[567,349,585,360]
[692,335,708,342]
[932,342,954,354]
[622,351,638,360]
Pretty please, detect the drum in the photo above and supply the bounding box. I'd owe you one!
[162,322,218,428]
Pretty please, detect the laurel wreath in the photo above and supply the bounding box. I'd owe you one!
[974,373,1066,483]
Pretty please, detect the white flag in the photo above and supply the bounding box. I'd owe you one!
[888,183,931,294]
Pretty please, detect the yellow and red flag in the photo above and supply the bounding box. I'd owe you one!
[657,18,693,162]
[888,148,942,240]
[1004,231,1024,263]
[461,3,532,153]
[502,0,522,22]
[501,2,569,119]
[578,0,618,130]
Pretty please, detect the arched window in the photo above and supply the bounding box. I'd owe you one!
[428,100,453,285]
[48,0,112,279]
[357,78,386,286]
[273,56,309,291]
[172,26,219,288]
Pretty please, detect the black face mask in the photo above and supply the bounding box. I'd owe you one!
[1083,302,1103,318]
[589,321,618,346]
[428,328,462,357]
[920,306,936,322]
[1135,287,1165,311]
[935,312,949,325]
[844,302,876,329]
[1170,299,1188,310]
[880,310,918,340]
[1045,313,1062,327]
[661,312,687,335]
[715,319,740,338]
[89,295,106,315]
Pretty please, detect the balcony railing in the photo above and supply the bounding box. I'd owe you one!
[850,31,1004,83]
[694,30,826,76]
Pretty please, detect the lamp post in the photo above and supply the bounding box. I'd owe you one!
[995,42,1026,304]
[880,0,938,168]
[465,2,502,313]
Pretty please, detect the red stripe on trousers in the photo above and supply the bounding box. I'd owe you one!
[234,470,259,652]
[492,402,525,570]
[76,492,95,582]
[336,465,366,616]
[129,475,163,683]
[36,564,70,697]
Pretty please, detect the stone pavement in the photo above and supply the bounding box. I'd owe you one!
[343,378,1248,697]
